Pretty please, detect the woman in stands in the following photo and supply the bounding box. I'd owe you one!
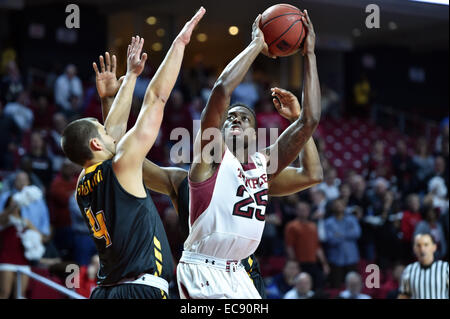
[0,196,39,298]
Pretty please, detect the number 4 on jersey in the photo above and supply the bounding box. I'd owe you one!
[232,185,268,221]
[85,207,112,247]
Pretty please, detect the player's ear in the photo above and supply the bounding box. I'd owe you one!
[90,137,103,152]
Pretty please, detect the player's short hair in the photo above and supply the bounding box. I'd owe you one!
[61,118,100,166]
[227,102,258,129]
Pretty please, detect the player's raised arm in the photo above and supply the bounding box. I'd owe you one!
[263,10,321,179]
[112,8,205,197]
[267,89,323,196]
[93,51,125,139]
[142,160,187,198]
[93,50,189,205]
[190,14,274,183]
[99,36,146,144]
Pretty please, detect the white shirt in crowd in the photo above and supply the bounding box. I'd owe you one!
[4,101,34,131]
[339,290,372,299]
[54,74,83,110]
[283,288,315,299]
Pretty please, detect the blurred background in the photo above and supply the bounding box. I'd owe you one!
[0,0,448,299]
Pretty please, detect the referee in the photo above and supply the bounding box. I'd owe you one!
[398,233,449,299]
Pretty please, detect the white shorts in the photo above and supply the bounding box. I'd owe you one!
[177,251,261,299]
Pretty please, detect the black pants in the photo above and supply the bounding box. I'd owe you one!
[300,262,326,291]
[90,284,167,299]
[328,264,357,289]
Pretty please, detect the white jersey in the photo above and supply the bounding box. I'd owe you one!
[185,147,268,260]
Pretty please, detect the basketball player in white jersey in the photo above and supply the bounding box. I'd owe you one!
[177,10,320,298]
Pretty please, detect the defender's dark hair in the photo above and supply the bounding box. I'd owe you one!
[226,102,258,129]
[61,118,100,166]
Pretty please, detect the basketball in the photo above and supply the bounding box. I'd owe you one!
[259,3,306,57]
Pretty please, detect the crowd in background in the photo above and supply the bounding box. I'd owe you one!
[0,49,448,299]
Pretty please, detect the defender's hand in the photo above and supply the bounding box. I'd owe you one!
[301,10,316,56]
[271,87,301,121]
[176,7,206,45]
[126,36,147,76]
[93,52,124,98]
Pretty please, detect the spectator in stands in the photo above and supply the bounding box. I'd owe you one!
[280,193,300,227]
[317,167,340,201]
[435,117,449,157]
[320,83,340,119]
[364,140,391,181]
[0,196,39,299]
[69,192,96,266]
[338,271,371,299]
[285,201,329,290]
[411,137,434,192]
[49,160,78,261]
[376,190,403,268]
[3,90,34,133]
[400,194,422,262]
[47,112,68,172]
[348,174,369,212]
[0,60,24,104]
[384,263,405,299]
[439,208,449,261]
[76,255,99,298]
[20,131,53,189]
[260,198,283,257]
[391,139,414,195]
[133,64,152,100]
[324,197,361,288]
[29,95,56,131]
[0,171,50,241]
[0,99,20,170]
[230,71,260,108]
[283,272,315,299]
[362,177,392,262]
[1,161,45,194]
[265,260,300,299]
[162,89,193,141]
[339,183,354,213]
[256,98,289,132]
[414,204,447,260]
[188,96,204,121]
[54,64,83,112]
[310,187,328,241]
[425,156,449,215]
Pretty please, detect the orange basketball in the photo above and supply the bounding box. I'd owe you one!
[259,3,306,57]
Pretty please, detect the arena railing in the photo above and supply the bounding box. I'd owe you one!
[3,264,87,299]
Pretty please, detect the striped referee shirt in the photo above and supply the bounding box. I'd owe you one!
[399,260,449,299]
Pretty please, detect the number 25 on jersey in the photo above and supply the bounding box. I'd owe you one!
[232,185,268,221]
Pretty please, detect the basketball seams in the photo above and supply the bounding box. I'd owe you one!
[268,19,302,49]
[261,13,302,29]
[292,20,305,53]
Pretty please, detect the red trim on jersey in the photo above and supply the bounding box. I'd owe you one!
[188,151,226,226]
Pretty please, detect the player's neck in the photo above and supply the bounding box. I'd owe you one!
[84,152,112,169]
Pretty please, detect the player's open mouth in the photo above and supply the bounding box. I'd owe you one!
[230,125,242,135]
